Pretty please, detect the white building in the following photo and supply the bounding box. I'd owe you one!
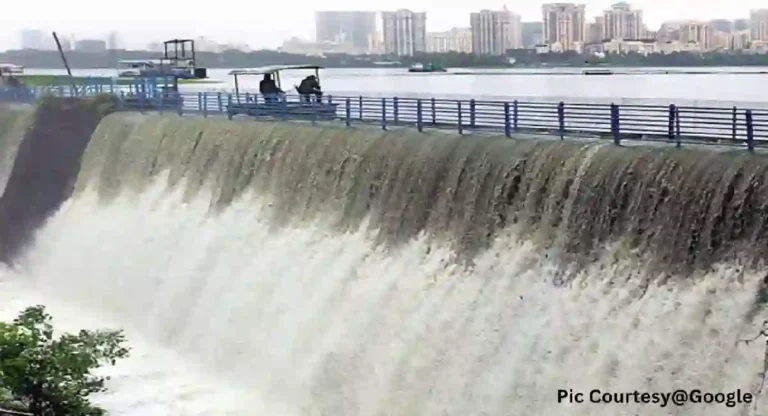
[426,28,472,53]
[382,10,427,56]
[750,9,768,42]
[602,2,643,40]
[470,8,522,55]
[542,3,587,52]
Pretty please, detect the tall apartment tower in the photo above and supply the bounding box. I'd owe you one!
[20,29,45,50]
[681,21,715,50]
[602,2,643,40]
[542,3,586,52]
[750,9,768,42]
[470,7,522,55]
[315,11,377,51]
[382,10,427,56]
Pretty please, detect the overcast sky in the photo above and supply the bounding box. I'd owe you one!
[0,0,764,51]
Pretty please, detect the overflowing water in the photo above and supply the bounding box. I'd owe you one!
[1,108,768,415]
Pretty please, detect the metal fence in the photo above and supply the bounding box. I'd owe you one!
[1,84,767,150]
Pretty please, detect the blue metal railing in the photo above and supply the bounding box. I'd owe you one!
[1,84,766,150]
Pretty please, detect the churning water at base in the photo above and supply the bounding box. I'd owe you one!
[0,277,260,415]
[4,171,767,416]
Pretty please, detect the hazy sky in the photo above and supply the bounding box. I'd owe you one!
[0,0,765,51]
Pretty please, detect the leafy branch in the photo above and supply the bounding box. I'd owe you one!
[0,306,130,416]
[738,320,768,411]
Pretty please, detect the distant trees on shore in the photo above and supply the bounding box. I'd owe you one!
[4,48,768,69]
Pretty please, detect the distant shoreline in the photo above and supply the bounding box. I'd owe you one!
[5,49,768,70]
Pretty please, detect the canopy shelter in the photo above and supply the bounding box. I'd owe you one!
[164,39,196,63]
[228,64,324,101]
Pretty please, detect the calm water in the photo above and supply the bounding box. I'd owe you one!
[25,67,768,107]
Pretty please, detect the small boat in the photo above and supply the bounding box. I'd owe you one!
[117,39,207,80]
[227,64,338,120]
[117,59,161,77]
[409,63,446,73]
[582,69,613,75]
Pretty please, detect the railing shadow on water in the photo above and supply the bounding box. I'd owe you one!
[0,85,764,152]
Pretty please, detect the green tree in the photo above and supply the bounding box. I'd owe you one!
[0,305,130,416]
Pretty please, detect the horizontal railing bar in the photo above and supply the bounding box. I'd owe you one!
[2,84,766,150]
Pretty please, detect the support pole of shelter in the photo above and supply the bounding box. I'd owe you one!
[234,75,240,103]
[52,31,77,96]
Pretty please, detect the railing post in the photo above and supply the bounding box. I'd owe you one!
[159,91,164,114]
[513,100,519,131]
[345,98,351,126]
[469,99,476,128]
[328,95,333,106]
[197,92,202,114]
[359,96,363,120]
[610,103,620,145]
[119,91,125,110]
[469,98,476,128]
[668,104,676,140]
[431,98,436,125]
[557,101,565,140]
[245,92,251,103]
[311,95,317,126]
[218,92,223,113]
[675,107,681,148]
[177,92,183,116]
[732,106,737,141]
[381,98,387,130]
[504,102,511,138]
[393,97,399,125]
[227,94,233,120]
[203,92,208,117]
[746,109,754,152]
[457,100,463,135]
[417,99,423,132]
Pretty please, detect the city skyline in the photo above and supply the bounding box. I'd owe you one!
[2,0,768,51]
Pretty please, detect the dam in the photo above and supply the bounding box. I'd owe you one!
[0,95,767,415]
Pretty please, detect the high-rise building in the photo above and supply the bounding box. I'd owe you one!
[521,22,543,47]
[542,3,586,52]
[657,21,685,42]
[381,10,427,56]
[107,31,123,50]
[750,10,768,42]
[680,21,715,50]
[75,39,107,53]
[20,29,45,50]
[315,11,377,52]
[734,19,750,32]
[708,19,734,33]
[426,28,472,53]
[602,2,643,40]
[587,16,605,43]
[470,7,522,55]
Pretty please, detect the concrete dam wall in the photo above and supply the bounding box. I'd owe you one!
[0,97,767,415]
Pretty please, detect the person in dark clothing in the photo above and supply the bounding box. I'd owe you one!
[296,75,322,103]
[5,75,20,88]
[259,74,283,103]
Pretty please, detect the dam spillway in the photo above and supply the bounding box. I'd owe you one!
[0,97,767,415]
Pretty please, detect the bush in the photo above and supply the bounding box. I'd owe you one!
[0,306,130,415]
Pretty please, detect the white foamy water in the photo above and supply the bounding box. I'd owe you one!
[2,172,768,415]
